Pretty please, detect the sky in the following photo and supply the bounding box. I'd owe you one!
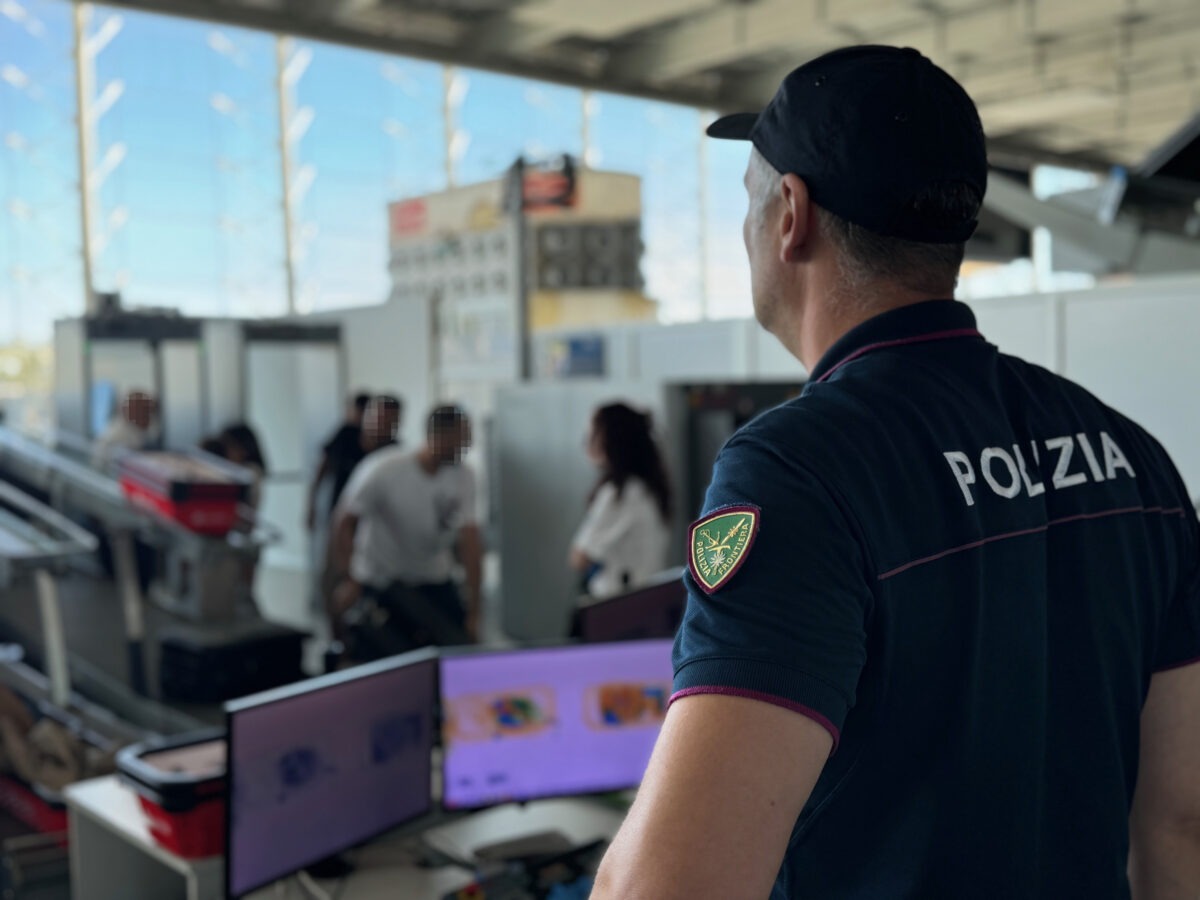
[0,0,756,346]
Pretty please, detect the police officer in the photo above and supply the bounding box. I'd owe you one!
[594,46,1200,899]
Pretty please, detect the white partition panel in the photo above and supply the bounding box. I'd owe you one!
[1062,285,1200,497]
[495,380,665,641]
[246,341,342,571]
[202,321,244,431]
[320,299,433,450]
[160,340,204,450]
[967,294,1057,370]
[635,320,746,382]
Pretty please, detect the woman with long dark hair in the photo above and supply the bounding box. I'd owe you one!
[569,402,672,598]
[219,422,268,510]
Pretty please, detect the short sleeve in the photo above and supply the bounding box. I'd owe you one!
[571,484,624,558]
[322,425,348,456]
[1154,499,1200,672]
[453,467,478,529]
[672,433,874,750]
[338,454,384,518]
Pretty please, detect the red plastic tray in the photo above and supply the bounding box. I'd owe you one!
[0,774,68,834]
[135,793,225,859]
[120,478,240,536]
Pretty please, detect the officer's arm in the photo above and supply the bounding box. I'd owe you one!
[592,693,832,900]
[1129,662,1200,900]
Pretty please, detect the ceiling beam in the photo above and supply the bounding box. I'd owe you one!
[605,0,850,84]
[462,12,574,57]
[517,0,713,41]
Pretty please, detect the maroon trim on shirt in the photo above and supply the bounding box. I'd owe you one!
[815,328,983,384]
[1155,655,1200,673]
[877,505,1187,581]
[669,685,840,752]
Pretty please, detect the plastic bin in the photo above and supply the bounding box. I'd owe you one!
[117,452,249,536]
[116,730,226,860]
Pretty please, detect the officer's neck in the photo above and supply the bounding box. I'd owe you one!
[789,278,944,372]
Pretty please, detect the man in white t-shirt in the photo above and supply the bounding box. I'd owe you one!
[331,406,482,651]
[90,390,159,475]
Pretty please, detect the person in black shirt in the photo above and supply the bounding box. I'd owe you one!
[312,394,402,640]
[307,393,402,530]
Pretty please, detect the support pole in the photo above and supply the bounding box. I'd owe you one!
[276,36,299,316]
[33,570,71,709]
[72,4,97,312]
[109,530,147,696]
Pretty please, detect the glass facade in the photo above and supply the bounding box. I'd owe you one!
[89,7,286,317]
[6,0,1021,346]
[0,0,83,344]
[288,42,445,312]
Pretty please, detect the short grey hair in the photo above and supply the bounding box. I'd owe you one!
[747,150,978,298]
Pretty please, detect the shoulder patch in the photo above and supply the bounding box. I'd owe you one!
[688,505,761,595]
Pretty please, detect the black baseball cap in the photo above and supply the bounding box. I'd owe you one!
[709,45,987,244]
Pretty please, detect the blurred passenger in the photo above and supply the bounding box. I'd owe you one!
[198,436,227,458]
[361,394,402,453]
[329,405,481,655]
[91,390,158,474]
[570,403,672,598]
[306,393,402,530]
[219,423,268,510]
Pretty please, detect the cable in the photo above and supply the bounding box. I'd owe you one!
[295,871,335,900]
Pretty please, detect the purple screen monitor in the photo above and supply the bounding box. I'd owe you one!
[440,640,674,810]
[225,650,437,898]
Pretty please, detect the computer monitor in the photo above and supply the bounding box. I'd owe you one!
[440,639,673,810]
[225,648,438,898]
[577,568,687,643]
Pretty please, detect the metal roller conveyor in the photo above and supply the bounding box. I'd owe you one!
[0,426,283,700]
[0,481,98,714]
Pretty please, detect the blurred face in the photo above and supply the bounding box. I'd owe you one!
[123,392,155,431]
[363,400,400,446]
[431,421,471,466]
[744,153,784,332]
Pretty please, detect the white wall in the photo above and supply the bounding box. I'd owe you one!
[967,274,1200,497]
[1059,278,1200,497]
[315,297,434,450]
[529,274,1200,500]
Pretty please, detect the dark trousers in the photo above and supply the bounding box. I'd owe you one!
[344,581,468,663]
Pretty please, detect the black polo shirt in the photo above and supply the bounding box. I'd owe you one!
[673,300,1200,899]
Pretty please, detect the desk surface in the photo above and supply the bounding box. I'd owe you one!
[66,776,629,900]
[65,775,224,881]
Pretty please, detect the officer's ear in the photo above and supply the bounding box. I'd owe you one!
[778,174,814,264]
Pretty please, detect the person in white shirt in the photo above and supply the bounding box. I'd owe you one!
[90,390,158,475]
[331,405,483,652]
[570,402,672,599]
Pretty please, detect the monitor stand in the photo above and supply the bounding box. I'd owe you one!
[303,854,356,880]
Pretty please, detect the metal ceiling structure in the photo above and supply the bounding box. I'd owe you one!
[86,0,1200,174]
